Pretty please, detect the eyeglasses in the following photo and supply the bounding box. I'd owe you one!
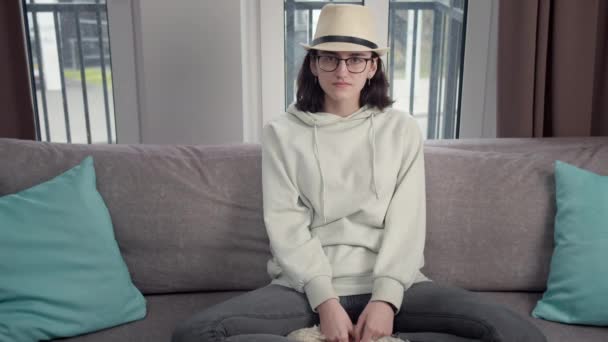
[314,55,374,73]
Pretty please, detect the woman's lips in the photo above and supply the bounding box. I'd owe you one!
[333,82,351,88]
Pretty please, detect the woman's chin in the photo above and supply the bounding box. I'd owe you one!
[327,91,356,102]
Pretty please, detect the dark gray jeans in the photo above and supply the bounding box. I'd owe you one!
[172,281,547,342]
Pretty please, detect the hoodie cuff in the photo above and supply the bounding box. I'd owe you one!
[304,276,338,313]
[370,277,404,315]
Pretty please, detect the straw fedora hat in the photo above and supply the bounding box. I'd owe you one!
[300,4,390,56]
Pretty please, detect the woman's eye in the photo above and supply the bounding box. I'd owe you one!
[349,57,364,64]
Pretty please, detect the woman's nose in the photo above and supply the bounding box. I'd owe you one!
[335,59,349,75]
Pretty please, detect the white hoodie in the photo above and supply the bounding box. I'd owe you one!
[261,103,430,315]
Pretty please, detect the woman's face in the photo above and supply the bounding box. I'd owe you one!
[310,50,378,106]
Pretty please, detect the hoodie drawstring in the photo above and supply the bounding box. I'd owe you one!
[369,112,379,199]
[313,122,327,224]
[312,114,379,224]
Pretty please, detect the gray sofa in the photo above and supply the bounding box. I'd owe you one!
[1,136,607,342]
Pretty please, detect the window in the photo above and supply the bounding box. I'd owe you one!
[23,0,116,144]
[280,0,468,139]
[387,0,467,139]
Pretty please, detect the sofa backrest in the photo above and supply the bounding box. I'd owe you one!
[0,139,268,295]
[1,137,607,294]
[423,137,608,291]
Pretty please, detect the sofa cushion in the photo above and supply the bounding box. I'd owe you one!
[57,290,608,342]
[59,292,242,342]
[531,161,608,325]
[478,292,608,342]
[0,156,146,341]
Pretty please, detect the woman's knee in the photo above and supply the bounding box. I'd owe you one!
[398,283,546,342]
[172,310,225,342]
[172,285,313,342]
[435,296,546,342]
[479,304,547,342]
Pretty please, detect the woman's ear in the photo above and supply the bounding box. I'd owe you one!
[370,57,378,75]
[367,58,378,79]
[309,57,318,77]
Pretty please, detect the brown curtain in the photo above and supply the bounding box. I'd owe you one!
[0,0,36,140]
[497,0,608,137]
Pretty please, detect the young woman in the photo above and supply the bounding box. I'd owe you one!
[173,4,547,342]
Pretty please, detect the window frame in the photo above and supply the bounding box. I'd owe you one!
[106,0,141,144]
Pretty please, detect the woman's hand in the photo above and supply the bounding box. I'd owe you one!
[354,300,394,342]
[317,298,356,342]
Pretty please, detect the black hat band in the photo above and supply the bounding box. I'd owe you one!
[311,35,378,49]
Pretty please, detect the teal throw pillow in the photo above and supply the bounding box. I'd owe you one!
[0,156,146,341]
[532,160,608,325]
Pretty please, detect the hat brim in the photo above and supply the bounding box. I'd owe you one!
[300,42,389,56]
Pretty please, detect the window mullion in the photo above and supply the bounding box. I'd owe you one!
[364,0,390,66]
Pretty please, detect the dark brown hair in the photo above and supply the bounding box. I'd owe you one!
[295,50,394,113]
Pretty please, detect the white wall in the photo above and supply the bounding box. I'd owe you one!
[133,0,244,145]
[108,0,141,144]
[459,0,498,138]
[483,0,498,138]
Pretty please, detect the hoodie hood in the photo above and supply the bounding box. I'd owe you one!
[286,103,385,224]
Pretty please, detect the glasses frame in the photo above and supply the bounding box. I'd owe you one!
[314,55,375,74]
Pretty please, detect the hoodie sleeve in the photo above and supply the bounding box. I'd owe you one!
[261,123,339,313]
[369,117,426,315]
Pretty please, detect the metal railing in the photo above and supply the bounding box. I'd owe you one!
[23,0,115,144]
[284,0,467,139]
